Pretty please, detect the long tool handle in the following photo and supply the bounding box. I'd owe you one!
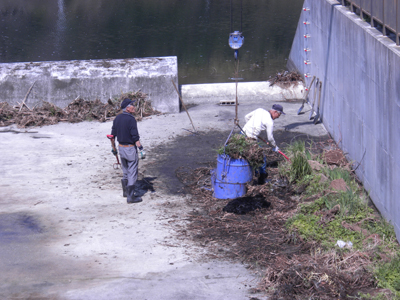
[171,80,196,132]
[298,76,316,115]
[236,123,246,136]
[309,78,319,120]
[107,134,121,165]
[313,81,322,124]
[303,76,316,104]
[257,136,290,162]
[278,150,290,161]
[317,81,322,108]
[107,134,117,152]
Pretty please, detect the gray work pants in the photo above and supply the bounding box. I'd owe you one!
[119,146,139,186]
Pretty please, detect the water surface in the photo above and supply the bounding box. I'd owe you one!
[0,0,303,84]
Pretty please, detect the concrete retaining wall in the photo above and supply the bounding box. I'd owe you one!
[288,0,400,238]
[181,81,304,105]
[0,56,179,113]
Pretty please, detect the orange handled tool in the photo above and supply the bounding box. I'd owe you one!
[257,136,291,162]
[237,124,290,162]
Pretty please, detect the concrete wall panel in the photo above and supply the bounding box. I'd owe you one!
[353,115,364,163]
[388,50,400,165]
[341,100,353,152]
[0,56,179,113]
[288,0,400,240]
[181,82,304,105]
[391,155,400,234]
[355,72,368,120]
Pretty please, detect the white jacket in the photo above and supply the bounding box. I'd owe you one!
[242,108,276,147]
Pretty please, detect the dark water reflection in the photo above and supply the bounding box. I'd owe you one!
[0,0,303,84]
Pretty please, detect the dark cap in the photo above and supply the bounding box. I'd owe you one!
[121,98,136,109]
[272,104,285,115]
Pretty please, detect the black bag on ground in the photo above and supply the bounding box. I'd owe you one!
[223,194,270,215]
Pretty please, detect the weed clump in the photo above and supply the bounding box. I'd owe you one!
[217,133,265,170]
[290,152,312,180]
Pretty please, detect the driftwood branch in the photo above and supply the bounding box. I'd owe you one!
[171,80,196,132]
[19,81,36,112]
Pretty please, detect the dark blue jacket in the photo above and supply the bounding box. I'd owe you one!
[111,112,140,145]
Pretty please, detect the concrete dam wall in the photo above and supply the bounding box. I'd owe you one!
[0,56,179,114]
[288,0,400,238]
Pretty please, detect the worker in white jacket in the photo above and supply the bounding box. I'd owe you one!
[242,104,285,183]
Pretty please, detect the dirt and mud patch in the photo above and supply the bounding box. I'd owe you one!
[145,129,330,195]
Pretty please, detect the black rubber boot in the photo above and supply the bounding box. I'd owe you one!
[121,179,128,197]
[127,185,142,204]
[258,172,268,185]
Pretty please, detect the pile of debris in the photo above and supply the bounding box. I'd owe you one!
[218,133,265,170]
[0,91,160,128]
[118,91,162,121]
[269,70,303,87]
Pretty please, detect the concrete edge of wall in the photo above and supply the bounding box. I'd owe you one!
[181,81,305,105]
[0,56,179,114]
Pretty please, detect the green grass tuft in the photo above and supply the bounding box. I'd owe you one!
[374,254,400,297]
[290,152,312,181]
[324,166,352,182]
[286,140,306,154]
[323,189,371,218]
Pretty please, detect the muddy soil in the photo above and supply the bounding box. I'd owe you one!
[147,129,330,195]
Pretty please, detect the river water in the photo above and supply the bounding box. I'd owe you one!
[0,0,303,84]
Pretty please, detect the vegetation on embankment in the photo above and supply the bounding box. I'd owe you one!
[276,140,400,299]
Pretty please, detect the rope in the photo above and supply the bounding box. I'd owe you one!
[234,60,239,125]
[221,125,236,179]
[225,0,243,178]
[221,155,231,180]
[230,0,233,33]
[223,126,235,150]
[240,0,243,32]
[230,0,243,34]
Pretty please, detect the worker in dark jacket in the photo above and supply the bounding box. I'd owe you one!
[110,98,145,203]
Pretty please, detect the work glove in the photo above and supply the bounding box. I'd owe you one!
[272,146,279,153]
[111,148,118,156]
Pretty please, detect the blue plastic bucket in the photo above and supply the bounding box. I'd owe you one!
[212,154,253,199]
[216,154,252,183]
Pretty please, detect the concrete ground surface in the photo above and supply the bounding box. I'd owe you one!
[0,93,328,300]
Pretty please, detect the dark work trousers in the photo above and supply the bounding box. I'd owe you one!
[254,149,268,176]
[119,145,139,186]
[259,156,268,175]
